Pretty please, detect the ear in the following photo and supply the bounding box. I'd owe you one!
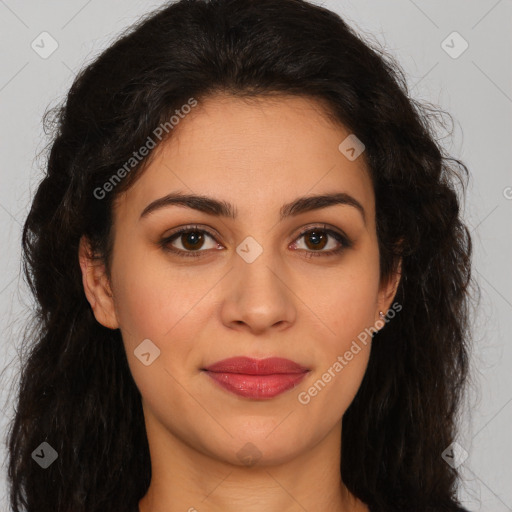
[375,257,402,326]
[78,236,119,330]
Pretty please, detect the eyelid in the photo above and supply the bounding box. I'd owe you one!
[293,223,351,244]
[290,224,352,255]
[159,223,352,257]
[159,224,220,255]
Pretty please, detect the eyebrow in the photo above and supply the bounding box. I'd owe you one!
[139,191,366,224]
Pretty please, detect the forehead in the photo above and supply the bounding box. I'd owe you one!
[114,94,375,223]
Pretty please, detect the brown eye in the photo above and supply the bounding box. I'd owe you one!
[160,224,351,259]
[160,227,219,257]
[179,231,206,251]
[292,226,350,257]
[303,229,329,251]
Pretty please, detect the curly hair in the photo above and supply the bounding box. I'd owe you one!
[4,0,474,511]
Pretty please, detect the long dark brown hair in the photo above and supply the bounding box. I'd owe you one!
[4,0,474,511]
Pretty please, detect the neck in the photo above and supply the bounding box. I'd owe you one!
[138,408,368,512]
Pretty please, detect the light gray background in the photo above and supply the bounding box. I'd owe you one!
[0,1,510,511]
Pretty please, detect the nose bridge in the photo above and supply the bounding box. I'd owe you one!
[234,232,285,296]
[222,232,296,331]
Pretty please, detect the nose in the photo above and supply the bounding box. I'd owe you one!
[219,246,297,335]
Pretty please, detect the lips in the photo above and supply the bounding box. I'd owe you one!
[202,357,310,400]
[204,356,309,375]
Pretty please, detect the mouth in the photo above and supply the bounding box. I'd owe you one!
[201,357,310,400]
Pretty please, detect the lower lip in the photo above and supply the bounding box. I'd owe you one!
[203,371,308,399]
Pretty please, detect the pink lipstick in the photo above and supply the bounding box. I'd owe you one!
[202,356,309,400]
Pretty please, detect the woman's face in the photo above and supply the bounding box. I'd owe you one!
[81,94,399,467]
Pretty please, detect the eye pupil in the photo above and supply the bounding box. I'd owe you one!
[182,231,204,250]
[163,225,346,258]
[305,230,327,250]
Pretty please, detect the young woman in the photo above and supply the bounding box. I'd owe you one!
[6,0,474,511]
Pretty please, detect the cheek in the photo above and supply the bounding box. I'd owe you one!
[308,253,381,347]
[295,270,378,422]
[110,243,211,343]
[324,277,379,344]
[110,253,208,413]
[296,344,370,435]
[109,244,218,391]
[298,251,379,402]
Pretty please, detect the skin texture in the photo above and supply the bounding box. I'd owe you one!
[79,94,401,512]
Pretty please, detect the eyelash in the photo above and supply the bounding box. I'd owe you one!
[159,224,352,259]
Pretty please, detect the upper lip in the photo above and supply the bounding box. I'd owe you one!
[203,357,309,375]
